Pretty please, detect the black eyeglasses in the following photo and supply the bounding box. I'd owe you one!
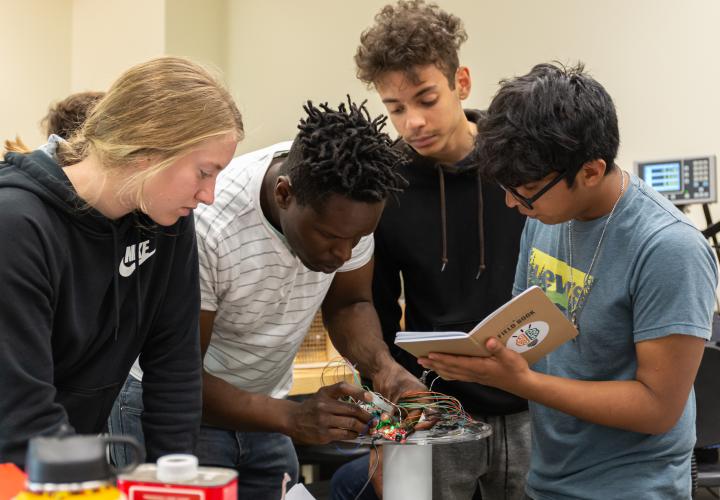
[498,171,566,210]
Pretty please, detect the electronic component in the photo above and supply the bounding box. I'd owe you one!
[371,414,414,443]
[326,357,475,445]
[354,391,396,416]
[635,156,716,205]
[368,391,395,414]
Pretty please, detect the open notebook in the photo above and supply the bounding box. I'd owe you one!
[395,286,578,365]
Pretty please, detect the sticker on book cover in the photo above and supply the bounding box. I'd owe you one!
[507,321,549,353]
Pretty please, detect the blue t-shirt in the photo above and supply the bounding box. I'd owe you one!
[514,173,718,500]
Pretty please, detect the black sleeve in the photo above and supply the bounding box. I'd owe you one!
[139,216,202,461]
[371,225,404,349]
[0,202,72,466]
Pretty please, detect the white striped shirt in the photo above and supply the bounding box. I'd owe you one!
[194,142,373,398]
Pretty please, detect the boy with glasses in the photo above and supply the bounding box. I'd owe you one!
[421,62,718,499]
[499,171,566,211]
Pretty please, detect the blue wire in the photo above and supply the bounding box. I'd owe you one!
[333,413,381,454]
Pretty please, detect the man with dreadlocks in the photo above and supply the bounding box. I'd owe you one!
[112,97,423,498]
[331,1,529,500]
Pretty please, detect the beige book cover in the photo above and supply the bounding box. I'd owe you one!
[394,286,578,365]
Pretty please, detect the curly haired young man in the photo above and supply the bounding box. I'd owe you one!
[331,2,529,499]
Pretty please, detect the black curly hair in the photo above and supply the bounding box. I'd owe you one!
[355,0,467,86]
[280,97,408,211]
[477,62,620,188]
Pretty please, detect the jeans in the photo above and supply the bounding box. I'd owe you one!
[195,425,299,500]
[109,374,299,499]
[108,375,145,467]
[331,411,531,500]
[330,450,379,500]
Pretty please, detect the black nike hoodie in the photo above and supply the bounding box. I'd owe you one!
[373,110,528,416]
[0,150,202,467]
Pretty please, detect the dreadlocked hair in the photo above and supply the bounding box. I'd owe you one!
[282,96,408,210]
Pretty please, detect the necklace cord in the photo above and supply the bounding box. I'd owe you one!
[568,170,627,329]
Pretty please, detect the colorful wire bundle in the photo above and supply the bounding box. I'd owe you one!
[321,358,475,438]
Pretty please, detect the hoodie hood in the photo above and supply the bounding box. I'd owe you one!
[1,149,138,236]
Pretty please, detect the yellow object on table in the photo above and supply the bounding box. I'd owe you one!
[15,486,123,500]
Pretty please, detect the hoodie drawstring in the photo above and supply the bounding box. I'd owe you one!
[134,214,144,338]
[436,165,486,279]
[111,225,120,341]
[437,166,449,272]
[502,414,510,500]
[136,248,142,337]
[476,173,486,279]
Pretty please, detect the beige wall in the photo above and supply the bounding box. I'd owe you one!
[165,0,228,76]
[71,0,166,92]
[0,0,225,148]
[226,0,720,227]
[462,0,720,226]
[0,0,73,148]
[3,0,720,227]
[226,0,389,154]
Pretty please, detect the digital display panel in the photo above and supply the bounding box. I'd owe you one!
[635,156,716,205]
[642,162,681,193]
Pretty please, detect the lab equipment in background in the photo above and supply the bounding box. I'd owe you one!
[636,155,720,262]
[635,155,716,205]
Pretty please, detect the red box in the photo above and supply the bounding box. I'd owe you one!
[118,464,237,500]
[0,463,27,500]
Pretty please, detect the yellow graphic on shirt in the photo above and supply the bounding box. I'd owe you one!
[527,247,594,317]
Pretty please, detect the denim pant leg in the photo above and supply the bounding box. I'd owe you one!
[330,453,379,500]
[107,375,145,467]
[195,425,298,500]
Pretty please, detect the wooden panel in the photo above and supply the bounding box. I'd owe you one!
[289,302,406,395]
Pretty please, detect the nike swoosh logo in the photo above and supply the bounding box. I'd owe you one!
[118,241,156,278]
[119,259,135,278]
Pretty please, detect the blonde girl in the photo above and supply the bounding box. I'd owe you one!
[0,56,243,466]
